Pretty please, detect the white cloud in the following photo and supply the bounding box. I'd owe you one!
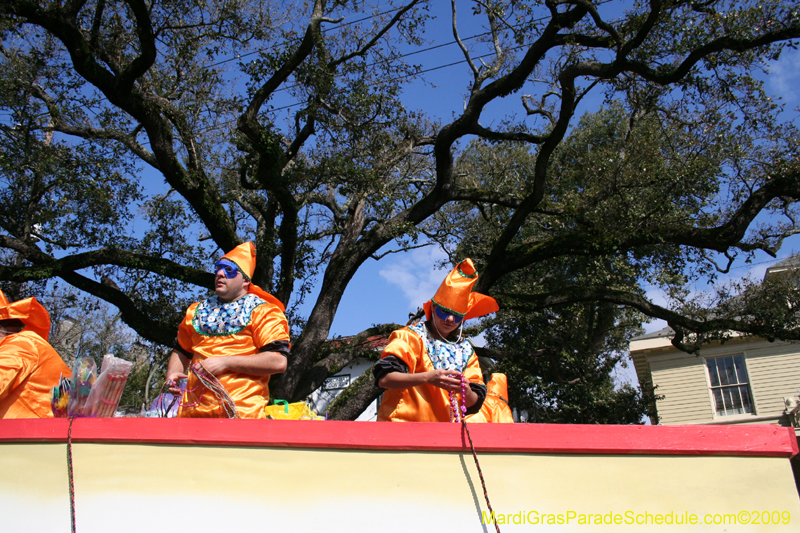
[766,47,800,103]
[378,246,451,312]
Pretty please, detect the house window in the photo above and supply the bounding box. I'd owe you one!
[706,355,754,416]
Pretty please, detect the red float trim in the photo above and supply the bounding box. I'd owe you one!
[0,418,797,457]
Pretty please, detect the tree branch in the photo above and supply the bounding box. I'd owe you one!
[325,369,383,420]
[0,237,214,288]
[495,287,800,345]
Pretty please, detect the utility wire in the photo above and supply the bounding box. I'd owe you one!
[207,6,407,68]
[206,1,615,116]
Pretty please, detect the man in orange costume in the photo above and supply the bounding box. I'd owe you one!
[374,259,499,422]
[166,242,290,418]
[466,373,515,423]
[0,290,71,418]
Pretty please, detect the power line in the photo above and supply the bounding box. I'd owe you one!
[211,2,618,114]
[207,6,407,69]
[269,47,515,113]
[49,3,617,139]
[214,0,614,74]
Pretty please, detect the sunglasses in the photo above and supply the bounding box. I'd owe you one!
[433,305,464,324]
[214,261,241,279]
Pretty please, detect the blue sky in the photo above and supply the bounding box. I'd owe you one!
[316,9,800,341]
[83,3,800,353]
[640,45,800,335]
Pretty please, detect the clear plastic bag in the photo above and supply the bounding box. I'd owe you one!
[82,354,133,417]
[67,357,96,417]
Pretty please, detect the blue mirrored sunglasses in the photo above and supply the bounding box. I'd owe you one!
[433,305,464,324]
[214,261,240,279]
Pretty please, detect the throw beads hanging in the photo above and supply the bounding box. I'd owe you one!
[447,374,501,532]
[157,378,200,417]
[190,362,240,419]
[449,373,468,422]
[161,363,239,419]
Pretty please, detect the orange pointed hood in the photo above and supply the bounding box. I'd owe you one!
[220,242,285,312]
[0,290,51,340]
[422,258,499,321]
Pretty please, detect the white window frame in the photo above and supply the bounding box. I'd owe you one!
[704,353,756,418]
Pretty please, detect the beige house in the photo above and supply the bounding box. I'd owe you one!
[631,328,800,426]
[631,257,800,493]
[631,256,800,428]
[630,256,800,492]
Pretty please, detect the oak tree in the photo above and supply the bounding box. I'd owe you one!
[1,0,798,419]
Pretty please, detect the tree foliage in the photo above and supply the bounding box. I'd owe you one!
[477,297,656,424]
[1,0,799,420]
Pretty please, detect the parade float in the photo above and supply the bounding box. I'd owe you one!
[1,418,798,532]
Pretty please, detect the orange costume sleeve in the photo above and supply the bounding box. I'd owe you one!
[177,300,290,419]
[466,373,514,423]
[377,326,483,422]
[0,331,71,419]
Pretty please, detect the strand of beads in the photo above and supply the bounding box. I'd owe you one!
[159,379,201,417]
[449,373,468,422]
[190,363,240,419]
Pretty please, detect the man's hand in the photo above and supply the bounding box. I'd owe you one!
[165,371,188,394]
[378,368,480,408]
[425,369,464,393]
[165,350,191,394]
[196,357,229,377]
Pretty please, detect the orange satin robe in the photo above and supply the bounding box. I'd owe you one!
[466,373,514,423]
[176,300,290,419]
[0,330,71,419]
[377,326,483,422]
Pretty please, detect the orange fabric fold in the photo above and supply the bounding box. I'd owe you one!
[423,258,498,321]
[466,373,514,423]
[0,295,51,340]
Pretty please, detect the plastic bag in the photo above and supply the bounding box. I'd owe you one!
[67,357,96,416]
[82,354,133,417]
[264,399,322,420]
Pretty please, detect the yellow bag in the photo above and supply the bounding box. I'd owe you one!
[265,399,321,420]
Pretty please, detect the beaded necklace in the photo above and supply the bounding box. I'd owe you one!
[433,319,468,422]
[160,362,239,418]
[409,321,472,422]
[449,374,468,422]
[427,323,499,529]
[190,362,239,418]
[157,379,198,417]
